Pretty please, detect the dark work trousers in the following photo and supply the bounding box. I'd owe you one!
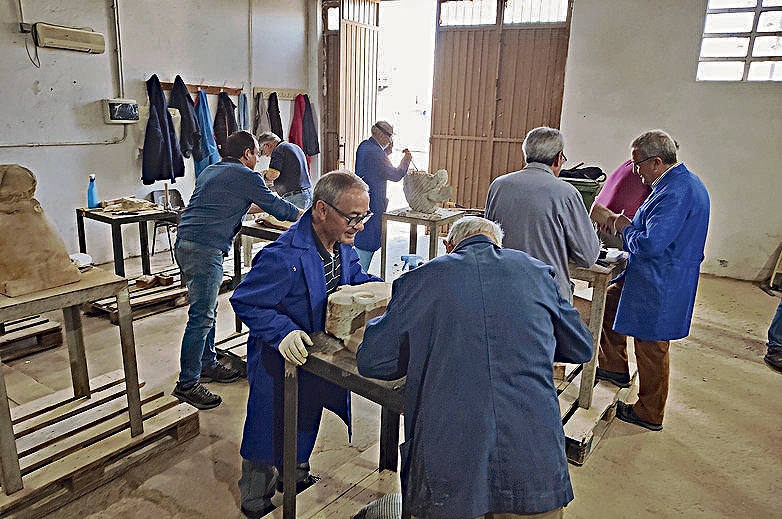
[598,280,670,425]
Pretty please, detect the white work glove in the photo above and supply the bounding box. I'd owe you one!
[278,330,312,366]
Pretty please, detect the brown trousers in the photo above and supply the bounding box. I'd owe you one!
[598,280,670,425]
[412,507,564,519]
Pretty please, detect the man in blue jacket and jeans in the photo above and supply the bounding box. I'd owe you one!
[173,131,302,410]
[357,216,593,519]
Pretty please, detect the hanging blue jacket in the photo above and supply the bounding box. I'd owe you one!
[194,90,221,177]
[142,74,185,185]
[357,235,592,517]
[614,163,710,340]
[354,137,412,252]
[230,210,381,465]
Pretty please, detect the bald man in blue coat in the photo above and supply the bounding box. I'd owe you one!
[357,216,593,519]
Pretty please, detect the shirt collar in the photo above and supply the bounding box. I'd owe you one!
[312,222,339,260]
[524,162,555,176]
[651,162,681,188]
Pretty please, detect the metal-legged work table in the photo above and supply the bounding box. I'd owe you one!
[380,207,464,279]
[0,267,142,495]
[76,207,180,278]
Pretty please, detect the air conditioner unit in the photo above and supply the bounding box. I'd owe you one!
[32,23,105,54]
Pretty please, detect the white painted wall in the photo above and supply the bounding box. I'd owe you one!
[561,0,782,281]
[0,0,319,265]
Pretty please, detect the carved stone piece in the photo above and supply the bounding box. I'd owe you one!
[402,169,452,213]
[325,282,393,353]
[0,164,80,297]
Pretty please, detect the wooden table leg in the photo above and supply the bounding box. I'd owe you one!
[62,305,90,398]
[111,223,125,278]
[379,407,400,471]
[138,221,151,276]
[76,209,87,253]
[116,288,143,436]
[380,214,388,280]
[0,364,23,494]
[578,277,610,409]
[409,224,418,254]
[428,223,438,261]
[283,361,298,519]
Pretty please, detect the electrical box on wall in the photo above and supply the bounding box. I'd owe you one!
[102,99,139,124]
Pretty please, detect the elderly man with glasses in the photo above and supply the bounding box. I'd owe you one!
[230,171,381,518]
[486,126,600,302]
[591,129,710,431]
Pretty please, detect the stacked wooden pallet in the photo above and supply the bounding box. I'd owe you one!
[0,369,199,518]
[0,316,62,361]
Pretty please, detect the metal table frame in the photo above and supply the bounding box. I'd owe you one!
[380,207,464,279]
[76,207,180,278]
[282,332,405,519]
[0,267,143,494]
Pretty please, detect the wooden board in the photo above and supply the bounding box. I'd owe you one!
[0,318,62,362]
[0,370,198,518]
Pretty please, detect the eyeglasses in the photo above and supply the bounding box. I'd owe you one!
[560,151,567,164]
[632,156,657,171]
[323,200,373,228]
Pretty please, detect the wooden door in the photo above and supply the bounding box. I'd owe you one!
[429,0,573,208]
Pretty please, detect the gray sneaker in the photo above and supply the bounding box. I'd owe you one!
[173,382,222,409]
[200,360,242,383]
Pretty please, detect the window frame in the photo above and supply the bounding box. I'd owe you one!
[698,1,782,82]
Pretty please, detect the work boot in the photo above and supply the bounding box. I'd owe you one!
[200,360,242,383]
[764,347,782,373]
[276,462,320,493]
[595,368,631,388]
[172,382,222,409]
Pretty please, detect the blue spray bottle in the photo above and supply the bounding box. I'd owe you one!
[87,174,100,208]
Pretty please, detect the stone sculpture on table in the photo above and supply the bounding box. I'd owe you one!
[325,282,392,353]
[0,164,80,297]
[402,169,452,213]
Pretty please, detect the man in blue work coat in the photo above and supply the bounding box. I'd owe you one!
[357,216,593,519]
[230,171,381,518]
[354,120,413,272]
[592,129,710,431]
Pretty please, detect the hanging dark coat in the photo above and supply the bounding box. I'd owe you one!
[213,92,238,157]
[267,92,284,140]
[167,75,202,160]
[142,74,185,185]
[302,94,320,157]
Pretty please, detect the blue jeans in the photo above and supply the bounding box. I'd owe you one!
[175,239,225,387]
[768,298,782,349]
[356,247,374,272]
[283,187,313,210]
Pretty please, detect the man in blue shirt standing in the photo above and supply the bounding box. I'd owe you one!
[257,131,313,210]
[173,131,302,410]
[354,121,412,272]
[357,216,592,519]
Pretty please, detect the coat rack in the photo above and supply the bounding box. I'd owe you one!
[160,81,243,96]
[253,87,307,100]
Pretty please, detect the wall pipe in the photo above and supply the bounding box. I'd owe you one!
[0,0,128,148]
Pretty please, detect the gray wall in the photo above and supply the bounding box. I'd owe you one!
[0,0,318,265]
[562,0,782,281]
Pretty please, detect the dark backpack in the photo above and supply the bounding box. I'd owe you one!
[559,162,606,182]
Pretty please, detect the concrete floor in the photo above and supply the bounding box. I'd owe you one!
[5,241,782,518]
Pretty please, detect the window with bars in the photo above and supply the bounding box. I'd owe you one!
[698,0,782,81]
[439,0,568,27]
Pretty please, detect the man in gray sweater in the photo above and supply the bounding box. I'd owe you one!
[486,126,599,301]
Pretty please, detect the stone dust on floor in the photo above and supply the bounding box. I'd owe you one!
[4,247,781,518]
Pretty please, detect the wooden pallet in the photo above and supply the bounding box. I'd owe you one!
[559,363,638,465]
[215,331,250,376]
[86,266,230,324]
[0,369,199,518]
[0,316,62,362]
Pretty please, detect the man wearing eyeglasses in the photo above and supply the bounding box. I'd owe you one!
[485,126,600,302]
[230,171,381,518]
[591,130,710,431]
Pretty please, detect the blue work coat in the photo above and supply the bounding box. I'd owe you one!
[230,211,380,465]
[354,138,411,252]
[615,163,710,341]
[357,235,593,518]
[194,90,221,177]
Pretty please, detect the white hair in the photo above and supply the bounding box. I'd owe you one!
[447,216,504,247]
[522,126,564,166]
[631,129,678,164]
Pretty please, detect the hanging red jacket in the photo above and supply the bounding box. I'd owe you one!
[288,94,309,169]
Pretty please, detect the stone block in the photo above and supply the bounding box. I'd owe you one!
[325,282,393,353]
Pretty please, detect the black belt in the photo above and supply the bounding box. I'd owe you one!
[281,187,308,198]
